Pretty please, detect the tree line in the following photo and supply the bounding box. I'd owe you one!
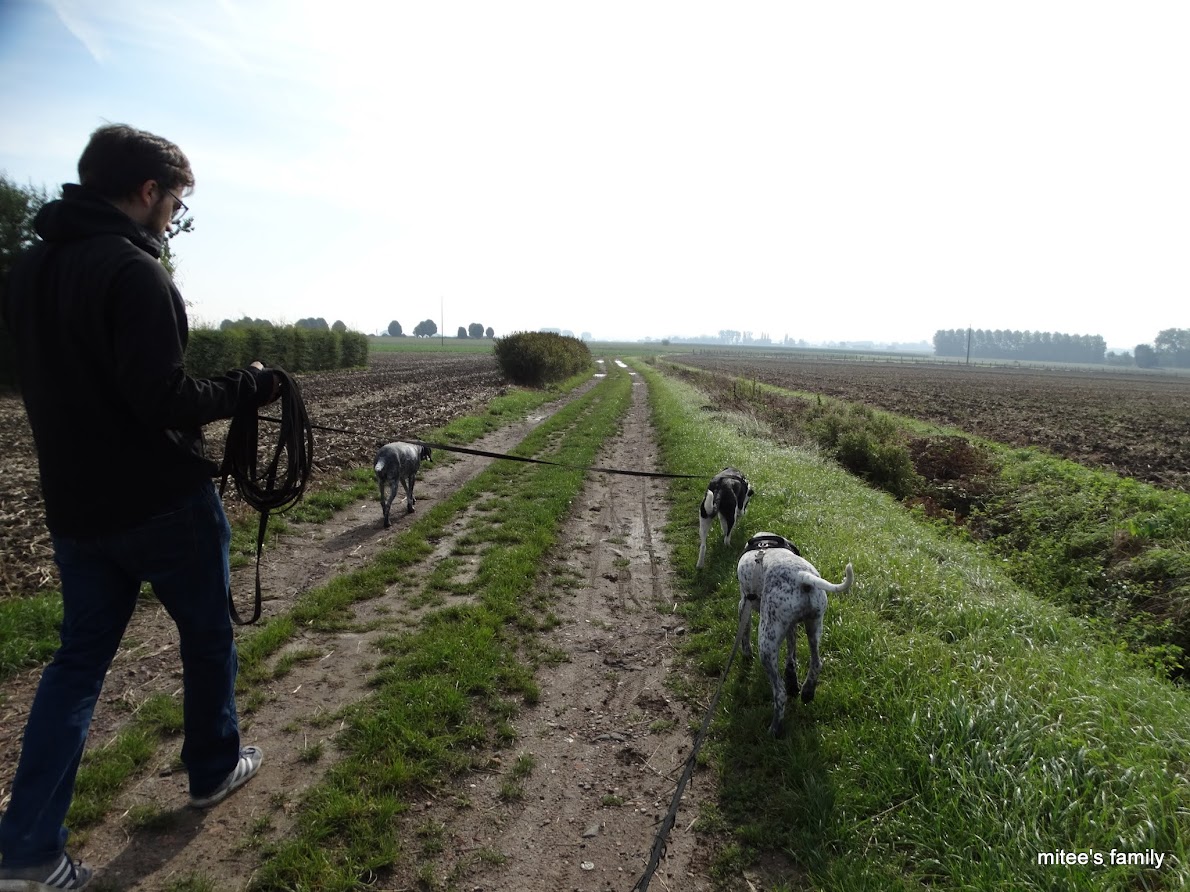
[933,329,1109,363]
[934,327,1190,368]
[386,320,494,338]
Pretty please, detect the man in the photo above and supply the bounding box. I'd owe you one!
[0,124,278,891]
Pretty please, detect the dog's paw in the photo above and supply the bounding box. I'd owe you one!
[768,719,784,737]
[800,684,817,704]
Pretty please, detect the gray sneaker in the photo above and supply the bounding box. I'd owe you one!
[189,746,263,808]
[0,851,93,890]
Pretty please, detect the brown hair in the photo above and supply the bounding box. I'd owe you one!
[77,124,195,199]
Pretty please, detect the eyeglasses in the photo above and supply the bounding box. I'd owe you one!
[162,186,188,222]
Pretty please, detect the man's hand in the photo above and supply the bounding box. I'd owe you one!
[250,361,283,404]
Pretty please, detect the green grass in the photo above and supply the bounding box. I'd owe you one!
[663,357,1190,677]
[0,591,63,683]
[639,358,1190,891]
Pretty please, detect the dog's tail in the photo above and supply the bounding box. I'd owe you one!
[700,488,717,518]
[819,563,854,594]
[374,456,389,475]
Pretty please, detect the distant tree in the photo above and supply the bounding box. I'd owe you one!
[220,317,274,330]
[413,319,437,337]
[332,319,347,333]
[1135,344,1159,369]
[456,325,468,338]
[296,317,330,331]
[1155,328,1190,367]
[468,322,484,338]
[1,174,52,386]
[387,320,403,337]
[485,326,494,338]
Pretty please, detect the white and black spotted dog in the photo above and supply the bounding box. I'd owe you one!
[374,441,432,528]
[736,532,854,735]
[696,467,755,569]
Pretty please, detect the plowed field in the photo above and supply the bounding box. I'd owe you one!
[677,353,1190,492]
[0,351,507,599]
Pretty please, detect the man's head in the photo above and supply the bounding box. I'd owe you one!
[78,124,194,236]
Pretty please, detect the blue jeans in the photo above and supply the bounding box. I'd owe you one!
[0,480,241,868]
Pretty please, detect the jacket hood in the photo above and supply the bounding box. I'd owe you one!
[34,183,164,259]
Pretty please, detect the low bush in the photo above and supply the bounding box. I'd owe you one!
[803,401,921,499]
[492,331,591,386]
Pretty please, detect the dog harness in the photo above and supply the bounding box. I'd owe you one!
[742,534,802,556]
[741,534,803,601]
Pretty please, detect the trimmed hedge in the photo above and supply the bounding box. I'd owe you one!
[185,325,368,377]
[492,331,591,386]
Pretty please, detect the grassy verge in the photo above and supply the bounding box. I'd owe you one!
[661,359,1190,677]
[640,359,1190,891]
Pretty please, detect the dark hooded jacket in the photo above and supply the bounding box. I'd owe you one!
[2,184,275,536]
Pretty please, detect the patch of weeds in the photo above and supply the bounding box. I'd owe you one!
[272,646,323,680]
[649,718,677,734]
[475,847,507,866]
[162,875,218,892]
[234,815,274,854]
[601,794,624,807]
[0,592,63,683]
[414,862,438,889]
[136,693,184,735]
[68,726,158,828]
[497,779,524,802]
[124,803,177,831]
[416,820,446,856]
[510,752,535,780]
[298,741,325,763]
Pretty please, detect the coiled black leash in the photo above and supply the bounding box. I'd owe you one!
[219,368,314,624]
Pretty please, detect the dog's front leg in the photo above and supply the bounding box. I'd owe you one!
[379,480,394,528]
[697,514,713,569]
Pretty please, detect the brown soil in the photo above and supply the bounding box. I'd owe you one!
[1,356,724,891]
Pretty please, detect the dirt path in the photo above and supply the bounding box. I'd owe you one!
[383,370,716,892]
[3,368,721,890]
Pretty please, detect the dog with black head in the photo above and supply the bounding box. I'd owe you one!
[736,532,854,735]
[375,441,432,528]
[696,467,754,569]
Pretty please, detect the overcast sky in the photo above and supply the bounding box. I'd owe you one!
[1,0,1185,349]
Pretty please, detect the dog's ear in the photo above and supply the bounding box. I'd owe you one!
[375,440,385,450]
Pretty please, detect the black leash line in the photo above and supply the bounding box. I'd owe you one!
[633,623,745,891]
[219,372,315,625]
[255,415,709,481]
